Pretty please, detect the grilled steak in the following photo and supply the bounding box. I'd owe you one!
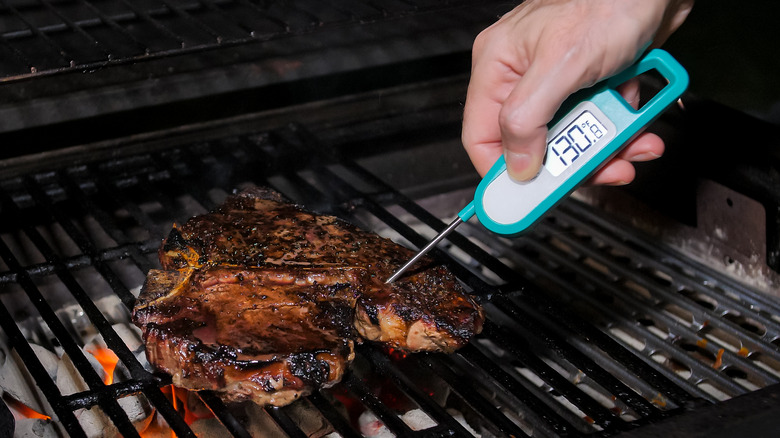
[133,187,483,406]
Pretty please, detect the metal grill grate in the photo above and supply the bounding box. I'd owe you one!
[0,0,485,80]
[1,89,779,437]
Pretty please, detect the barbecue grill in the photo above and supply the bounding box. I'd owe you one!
[2,1,780,437]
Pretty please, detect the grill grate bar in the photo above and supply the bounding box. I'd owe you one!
[0,241,157,286]
[563,201,780,314]
[0,212,136,434]
[56,169,157,304]
[0,0,488,81]
[477,228,720,404]
[307,392,363,438]
[558,202,780,338]
[523,231,759,395]
[196,0,255,36]
[456,344,576,437]
[197,391,254,438]
[113,0,187,48]
[0,193,113,392]
[484,296,670,417]
[75,0,151,56]
[267,407,310,438]
[21,176,151,379]
[546,205,780,381]
[143,386,198,438]
[361,346,485,437]
[153,0,224,44]
[0,0,71,68]
[419,351,536,437]
[532,218,780,386]
[342,372,417,436]
[1,174,198,436]
[60,378,151,407]
[480,321,634,431]
[487,228,747,402]
[0,285,86,436]
[37,0,113,63]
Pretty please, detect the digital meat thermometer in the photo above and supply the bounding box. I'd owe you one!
[386,49,688,283]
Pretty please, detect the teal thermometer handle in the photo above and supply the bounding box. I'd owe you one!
[457,49,688,235]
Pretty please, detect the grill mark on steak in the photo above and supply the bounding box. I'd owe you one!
[133,187,483,406]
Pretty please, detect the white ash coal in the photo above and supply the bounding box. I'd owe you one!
[0,293,154,437]
[358,408,480,438]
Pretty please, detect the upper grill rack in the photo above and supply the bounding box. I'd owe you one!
[0,0,483,80]
[1,95,779,437]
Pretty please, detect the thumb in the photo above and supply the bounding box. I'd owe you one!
[499,55,599,181]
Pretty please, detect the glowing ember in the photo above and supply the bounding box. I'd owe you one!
[87,347,120,385]
[138,410,170,438]
[385,347,408,360]
[168,385,215,425]
[713,348,725,369]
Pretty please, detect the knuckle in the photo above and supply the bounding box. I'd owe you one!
[498,106,532,137]
[471,27,493,54]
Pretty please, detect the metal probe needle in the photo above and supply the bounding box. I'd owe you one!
[385,216,463,283]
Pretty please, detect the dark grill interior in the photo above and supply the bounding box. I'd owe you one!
[1,79,779,436]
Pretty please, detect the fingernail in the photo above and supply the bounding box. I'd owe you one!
[504,151,536,181]
[605,180,630,186]
[628,151,661,162]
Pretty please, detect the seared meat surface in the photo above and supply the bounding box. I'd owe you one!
[133,187,483,406]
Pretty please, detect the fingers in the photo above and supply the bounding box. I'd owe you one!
[652,0,695,48]
[462,28,522,176]
[589,159,636,186]
[461,67,515,176]
[619,131,665,161]
[589,131,665,185]
[616,77,641,109]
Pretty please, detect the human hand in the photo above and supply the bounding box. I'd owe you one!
[462,0,693,184]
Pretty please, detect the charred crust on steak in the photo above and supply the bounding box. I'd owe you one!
[133,187,483,407]
[287,353,330,386]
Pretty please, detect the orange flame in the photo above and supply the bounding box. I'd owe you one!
[139,385,215,437]
[88,347,120,385]
[171,385,215,425]
[4,396,51,420]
